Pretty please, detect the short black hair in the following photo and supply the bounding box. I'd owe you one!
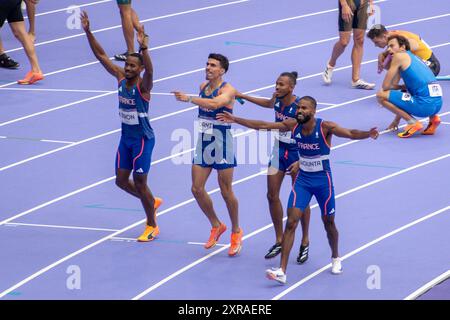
[208,53,229,72]
[367,24,387,39]
[129,52,144,65]
[299,95,317,109]
[387,34,411,51]
[279,71,298,86]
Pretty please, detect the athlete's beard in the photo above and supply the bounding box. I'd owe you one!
[296,113,311,124]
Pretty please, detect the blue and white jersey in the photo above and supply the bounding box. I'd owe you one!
[273,95,300,149]
[118,78,154,140]
[292,118,331,174]
[197,82,232,134]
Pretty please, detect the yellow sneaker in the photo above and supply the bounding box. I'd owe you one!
[137,225,159,242]
[204,223,227,249]
[228,228,243,257]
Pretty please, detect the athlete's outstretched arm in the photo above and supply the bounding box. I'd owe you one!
[382,53,402,91]
[323,121,379,140]
[173,85,234,110]
[236,91,275,108]
[216,111,295,132]
[81,11,123,80]
[137,25,153,93]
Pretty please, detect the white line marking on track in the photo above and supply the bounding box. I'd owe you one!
[273,206,450,300]
[1,40,447,172]
[5,0,250,54]
[404,270,450,300]
[4,222,118,232]
[1,134,448,299]
[132,155,450,299]
[187,242,227,247]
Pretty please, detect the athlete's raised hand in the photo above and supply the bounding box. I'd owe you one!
[80,11,90,32]
[137,24,149,49]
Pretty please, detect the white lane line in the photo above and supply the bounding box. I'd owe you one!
[0,92,114,127]
[1,40,448,172]
[0,88,113,94]
[4,222,118,232]
[110,237,137,242]
[0,11,446,117]
[404,270,450,300]
[1,104,449,227]
[39,139,75,144]
[0,88,196,95]
[4,0,250,54]
[0,128,255,225]
[1,125,448,299]
[132,155,450,300]
[0,169,267,299]
[187,242,227,247]
[29,1,112,18]
[273,206,450,300]
[0,0,407,89]
[0,136,74,144]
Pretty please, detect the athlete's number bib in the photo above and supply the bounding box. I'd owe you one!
[199,118,214,134]
[428,83,443,97]
[276,130,294,144]
[119,109,139,125]
[299,157,324,172]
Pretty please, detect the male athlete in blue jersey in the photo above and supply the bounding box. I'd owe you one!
[172,54,243,257]
[235,72,311,262]
[376,35,443,138]
[81,11,162,242]
[218,96,379,284]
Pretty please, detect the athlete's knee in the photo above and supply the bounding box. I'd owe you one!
[353,35,365,47]
[115,177,128,190]
[267,191,280,204]
[191,185,205,198]
[376,89,388,102]
[133,177,148,194]
[220,188,235,202]
[338,37,350,47]
[10,26,25,40]
[322,216,336,229]
[286,216,299,231]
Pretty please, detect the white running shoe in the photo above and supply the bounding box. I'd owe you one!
[265,267,287,284]
[322,64,334,84]
[351,79,375,90]
[331,257,343,275]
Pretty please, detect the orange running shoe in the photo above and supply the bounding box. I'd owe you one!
[17,71,44,85]
[422,115,441,135]
[137,225,159,242]
[397,121,423,138]
[228,228,243,257]
[204,222,227,249]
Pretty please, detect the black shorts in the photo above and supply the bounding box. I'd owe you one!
[0,0,23,28]
[426,52,440,76]
[338,0,369,32]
